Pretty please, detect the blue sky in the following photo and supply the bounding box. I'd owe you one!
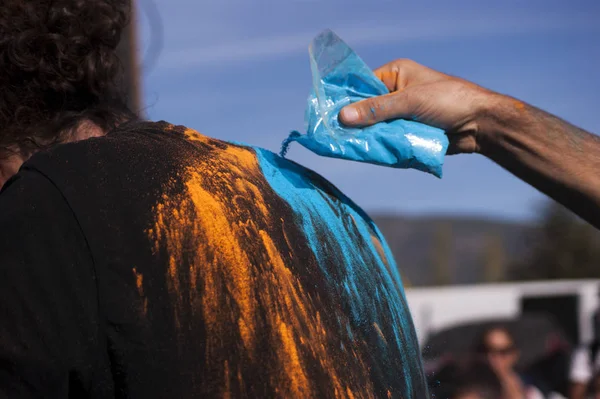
[138,0,600,222]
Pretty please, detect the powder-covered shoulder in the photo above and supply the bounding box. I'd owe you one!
[250,146,377,226]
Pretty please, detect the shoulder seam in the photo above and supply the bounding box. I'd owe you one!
[19,166,106,386]
[20,165,101,293]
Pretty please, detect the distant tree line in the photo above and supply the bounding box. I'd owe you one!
[509,201,600,281]
[426,200,600,286]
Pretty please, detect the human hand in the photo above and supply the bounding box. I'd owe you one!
[338,59,499,155]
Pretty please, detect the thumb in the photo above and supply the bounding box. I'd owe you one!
[339,91,415,127]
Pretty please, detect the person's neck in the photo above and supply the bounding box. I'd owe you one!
[0,121,105,189]
[0,152,26,188]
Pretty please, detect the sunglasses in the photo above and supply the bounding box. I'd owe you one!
[484,346,516,356]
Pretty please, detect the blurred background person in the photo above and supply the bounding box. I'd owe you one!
[475,326,544,399]
[569,306,600,399]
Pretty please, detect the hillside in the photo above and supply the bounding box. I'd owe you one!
[370,214,532,286]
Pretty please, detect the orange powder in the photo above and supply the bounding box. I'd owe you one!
[148,128,377,398]
[373,323,388,346]
[132,267,148,316]
[513,100,526,111]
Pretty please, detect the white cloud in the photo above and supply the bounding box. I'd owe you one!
[156,11,598,70]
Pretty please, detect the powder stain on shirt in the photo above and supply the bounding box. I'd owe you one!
[373,323,387,345]
[254,148,421,393]
[147,124,425,398]
[132,267,148,317]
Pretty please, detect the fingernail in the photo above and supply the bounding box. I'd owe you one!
[340,107,359,124]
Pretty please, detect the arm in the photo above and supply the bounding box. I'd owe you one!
[481,96,600,229]
[0,169,100,397]
[339,59,600,228]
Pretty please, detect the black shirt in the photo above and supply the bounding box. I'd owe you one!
[0,121,426,398]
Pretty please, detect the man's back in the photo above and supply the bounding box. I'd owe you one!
[0,121,426,398]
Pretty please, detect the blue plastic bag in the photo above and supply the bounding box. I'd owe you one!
[280,29,449,178]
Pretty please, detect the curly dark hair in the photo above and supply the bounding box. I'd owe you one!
[0,0,136,157]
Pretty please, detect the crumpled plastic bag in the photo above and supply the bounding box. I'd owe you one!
[280,29,449,178]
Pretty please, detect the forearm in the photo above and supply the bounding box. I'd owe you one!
[479,94,600,228]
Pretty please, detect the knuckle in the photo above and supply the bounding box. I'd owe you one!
[365,99,381,121]
[364,98,391,123]
[394,58,417,70]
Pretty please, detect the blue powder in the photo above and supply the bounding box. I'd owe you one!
[280,29,449,178]
[252,146,425,396]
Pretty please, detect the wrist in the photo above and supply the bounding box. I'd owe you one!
[474,92,522,158]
